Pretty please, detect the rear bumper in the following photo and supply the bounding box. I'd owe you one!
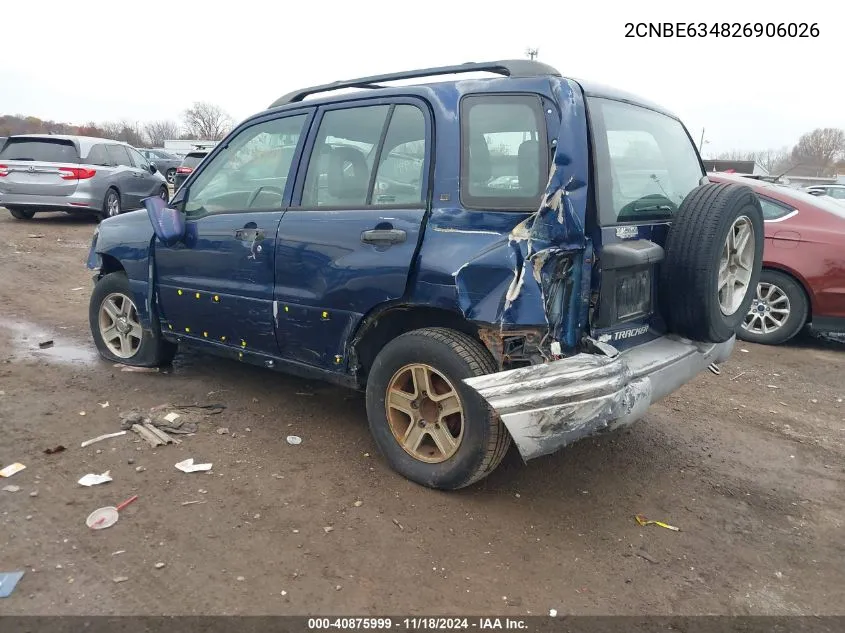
[464,335,735,461]
[0,192,98,213]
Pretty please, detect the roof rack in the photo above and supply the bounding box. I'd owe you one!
[269,59,561,108]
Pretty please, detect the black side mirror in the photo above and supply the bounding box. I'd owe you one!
[149,162,158,174]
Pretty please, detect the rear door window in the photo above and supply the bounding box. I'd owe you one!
[85,144,112,166]
[0,138,79,163]
[106,144,133,167]
[460,94,549,210]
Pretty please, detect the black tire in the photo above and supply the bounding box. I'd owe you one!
[89,272,177,367]
[7,207,35,220]
[158,186,169,203]
[100,188,122,222]
[737,270,808,345]
[365,327,511,490]
[166,169,176,185]
[660,182,764,343]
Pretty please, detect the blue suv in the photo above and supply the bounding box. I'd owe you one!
[86,60,764,489]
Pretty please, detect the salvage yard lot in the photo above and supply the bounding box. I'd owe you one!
[1,210,844,616]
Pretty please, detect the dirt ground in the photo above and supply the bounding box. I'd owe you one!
[0,209,843,617]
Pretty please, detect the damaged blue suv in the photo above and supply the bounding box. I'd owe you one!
[86,60,764,489]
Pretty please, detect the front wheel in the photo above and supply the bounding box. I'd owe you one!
[158,186,169,203]
[89,272,177,366]
[738,270,808,345]
[365,327,511,490]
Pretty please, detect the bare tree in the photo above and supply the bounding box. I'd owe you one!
[182,102,234,141]
[144,120,181,147]
[99,120,146,147]
[791,128,845,177]
[710,147,792,174]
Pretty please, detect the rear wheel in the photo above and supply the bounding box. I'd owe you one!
[738,270,808,345]
[365,327,510,490]
[100,188,121,221]
[7,207,35,220]
[89,272,177,366]
[166,169,176,185]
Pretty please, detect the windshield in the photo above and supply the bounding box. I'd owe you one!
[589,98,703,224]
[153,150,178,160]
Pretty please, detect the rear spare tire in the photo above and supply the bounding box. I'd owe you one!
[660,182,764,343]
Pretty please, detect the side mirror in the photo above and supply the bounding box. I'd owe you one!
[143,196,185,246]
[149,162,158,174]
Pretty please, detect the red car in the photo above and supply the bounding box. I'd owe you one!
[709,173,845,344]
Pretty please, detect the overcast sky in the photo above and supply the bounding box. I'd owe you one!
[2,0,840,155]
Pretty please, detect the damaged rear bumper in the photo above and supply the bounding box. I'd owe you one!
[464,335,735,461]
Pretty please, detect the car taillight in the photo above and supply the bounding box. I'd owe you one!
[59,167,97,180]
[176,166,193,174]
[0,164,8,177]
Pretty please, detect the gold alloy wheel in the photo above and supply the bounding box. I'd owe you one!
[385,363,465,463]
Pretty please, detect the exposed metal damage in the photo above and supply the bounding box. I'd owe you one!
[465,335,736,460]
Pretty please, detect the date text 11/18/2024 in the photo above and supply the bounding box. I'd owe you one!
[307,617,528,630]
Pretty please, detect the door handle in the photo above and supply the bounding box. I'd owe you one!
[361,229,406,245]
[234,228,265,241]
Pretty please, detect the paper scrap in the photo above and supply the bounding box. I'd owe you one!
[2,485,21,493]
[78,471,113,487]
[175,458,213,473]
[163,412,181,423]
[80,430,127,448]
[0,571,25,598]
[0,463,26,478]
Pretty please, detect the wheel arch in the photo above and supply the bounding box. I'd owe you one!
[761,264,815,323]
[349,303,484,382]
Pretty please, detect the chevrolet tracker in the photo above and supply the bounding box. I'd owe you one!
[86,60,764,489]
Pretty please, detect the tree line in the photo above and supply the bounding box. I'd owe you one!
[708,128,845,177]
[0,102,235,148]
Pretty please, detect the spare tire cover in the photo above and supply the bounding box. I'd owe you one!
[659,182,764,343]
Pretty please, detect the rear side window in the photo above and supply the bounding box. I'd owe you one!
[86,144,112,166]
[460,94,548,210]
[758,196,794,220]
[0,138,79,163]
[106,144,133,167]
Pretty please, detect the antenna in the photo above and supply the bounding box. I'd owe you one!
[525,47,539,60]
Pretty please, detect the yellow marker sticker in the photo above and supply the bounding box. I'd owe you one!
[213,295,220,302]
[322,311,329,319]
[284,305,289,312]
[238,352,243,360]
[177,289,183,296]
[221,336,227,342]
[334,355,343,364]
[241,340,247,348]
[185,327,191,333]
[168,324,173,330]
[635,514,680,532]
[195,292,201,299]
[203,332,208,338]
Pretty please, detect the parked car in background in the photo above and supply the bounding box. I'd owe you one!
[138,148,181,185]
[88,60,764,489]
[0,135,169,221]
[710,173,845,344]
[173,149,209,191]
